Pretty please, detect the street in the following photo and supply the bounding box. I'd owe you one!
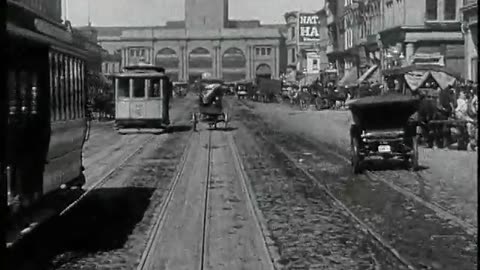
[10,96,477,270]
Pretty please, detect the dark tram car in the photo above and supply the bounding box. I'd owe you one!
[4,1,98,248]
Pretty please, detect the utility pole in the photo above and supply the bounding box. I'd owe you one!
[87,0,91,26]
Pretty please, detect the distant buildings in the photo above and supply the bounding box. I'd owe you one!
[80,0,287,83]
[324,0,468,87]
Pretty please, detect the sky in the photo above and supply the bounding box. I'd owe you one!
[66,0,325,26]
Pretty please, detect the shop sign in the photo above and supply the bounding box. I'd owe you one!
[299,13,321,43]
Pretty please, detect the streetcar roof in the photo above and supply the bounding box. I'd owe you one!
[113,73,169,78]
[123,64,165,73]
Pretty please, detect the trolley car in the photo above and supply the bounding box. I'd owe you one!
[113,63,172,134]
[4,2,100,249]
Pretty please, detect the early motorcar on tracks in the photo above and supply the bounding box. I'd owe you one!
[112,62,172,134]
[192,78,229,131]
[348,94,421,173]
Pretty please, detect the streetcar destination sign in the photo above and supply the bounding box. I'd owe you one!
[298,13,321,43]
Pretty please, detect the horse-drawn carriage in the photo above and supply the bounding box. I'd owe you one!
[349,94,420,173]
[382,64,476,150]
[192,78,229,131]
[255,77,282,103]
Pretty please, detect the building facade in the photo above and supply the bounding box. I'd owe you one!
[379,0,465,76]
[284,11,329,83]
[325,0,466,87]
[88,0,286,83]
[461,0,478,82]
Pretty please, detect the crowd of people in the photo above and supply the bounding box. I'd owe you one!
[416,80,478,151]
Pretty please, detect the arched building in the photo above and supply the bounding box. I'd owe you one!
[85,0,287,82]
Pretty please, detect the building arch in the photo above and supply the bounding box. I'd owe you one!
[222,47,247,82]
[156,47,179,81]
[188,47,213,82]
[256,63,272,79]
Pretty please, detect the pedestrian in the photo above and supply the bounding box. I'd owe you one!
[455,90,476,150]
[162,78,172,126]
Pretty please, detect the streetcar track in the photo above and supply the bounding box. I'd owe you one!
[5,134,156,249]
[200,131,213,270]
[254,129,417,270]
[237,99,477,237]
[138,127,275,270]
[60,134,156,216]
[227,134,279,270]
[136,131,211,270]
[136,131,195,270]
[235,100,420,269]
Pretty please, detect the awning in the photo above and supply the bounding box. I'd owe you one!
[338,67,358,87]
[355,65,378,85]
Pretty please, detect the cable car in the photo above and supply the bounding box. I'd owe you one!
[113,62,172,134]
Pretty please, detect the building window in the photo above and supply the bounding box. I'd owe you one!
[425,0,437,20]
[256,48,261,55]
[291,48,296,63]
[267,48,272,55]
[130,50,135,57]
[444,0,456,20]
[291,27,296,40]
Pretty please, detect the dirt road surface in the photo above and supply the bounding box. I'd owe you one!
[10,96,477,270]
[139,131,273,270]
[233,99,477,270]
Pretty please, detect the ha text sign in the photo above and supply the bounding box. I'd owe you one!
[298,13,320,43]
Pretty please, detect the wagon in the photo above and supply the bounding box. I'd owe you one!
[192,78,229,131]
[349,94,421,173]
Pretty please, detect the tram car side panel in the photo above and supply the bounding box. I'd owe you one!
[6,42,87,210]
[43,50,87,195]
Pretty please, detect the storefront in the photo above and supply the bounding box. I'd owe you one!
[378,25,464,80]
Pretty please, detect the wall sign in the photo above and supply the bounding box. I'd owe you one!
[299,13,321,43]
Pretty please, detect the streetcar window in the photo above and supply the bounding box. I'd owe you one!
[80,62,84,117]
[117,78,130,97]
[132,78,146,98]
[148,79,161,97]
[49,52,56,121]
[7,70,17,115]
[59,55,66,120]
[66,57,71,119]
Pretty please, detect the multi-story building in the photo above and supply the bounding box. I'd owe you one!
[86,0,287,83]
[327,0,466,86]
[284,10,329,83]
[378,0,465,76]
[461,0,478,82]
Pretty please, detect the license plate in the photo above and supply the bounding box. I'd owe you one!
[378,145,391,153]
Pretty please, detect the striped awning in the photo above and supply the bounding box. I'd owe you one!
[355,65,379,85]
[338,67,358,87]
